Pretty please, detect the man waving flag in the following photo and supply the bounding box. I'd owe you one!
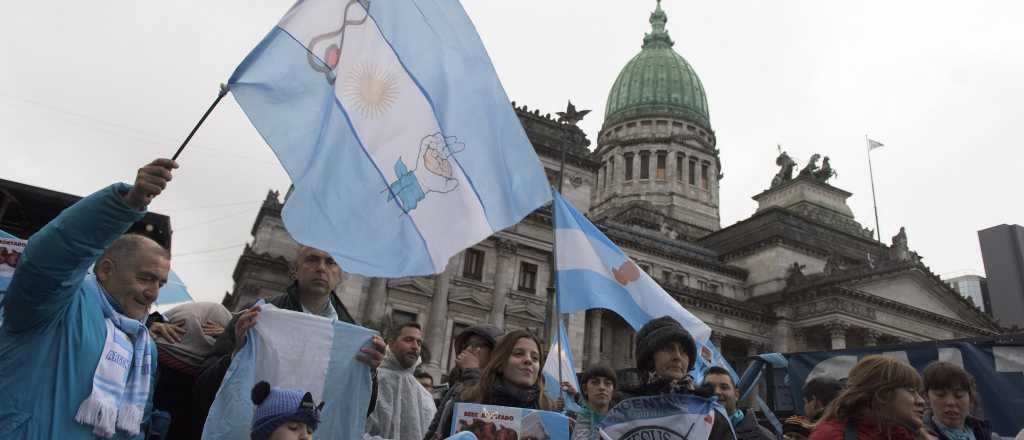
[229,0,551,277]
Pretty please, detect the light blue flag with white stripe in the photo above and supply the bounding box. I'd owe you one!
[552,192,711,343]
[542,320,583,413]
[202,304,377,440]
[229,0,551,277]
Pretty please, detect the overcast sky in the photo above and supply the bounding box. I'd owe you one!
[3,1,1022,305]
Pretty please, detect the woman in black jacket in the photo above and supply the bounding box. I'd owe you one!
[431,329,557,439]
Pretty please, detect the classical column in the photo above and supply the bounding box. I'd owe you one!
[490,239,517,329]
[425,257,457,376]
[792,327,808,352]
[363,277,389,325]
[863,329,881,347]
[586,309,603,365]
[827,322,849,350]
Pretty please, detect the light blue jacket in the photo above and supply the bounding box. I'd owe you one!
[0,183,156,439]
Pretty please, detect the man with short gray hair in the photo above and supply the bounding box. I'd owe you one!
[0,158,178,439]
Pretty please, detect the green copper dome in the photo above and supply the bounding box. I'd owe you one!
[604,0,710,130]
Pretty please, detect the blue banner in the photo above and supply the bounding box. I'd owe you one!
[779,336,1024,438]
[599,394,727,440]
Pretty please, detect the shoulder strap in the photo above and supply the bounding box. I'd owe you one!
[844,419,858,440]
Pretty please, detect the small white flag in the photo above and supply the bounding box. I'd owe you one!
[867,138,885,151]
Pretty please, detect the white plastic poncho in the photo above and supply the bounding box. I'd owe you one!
[365,352,437,440]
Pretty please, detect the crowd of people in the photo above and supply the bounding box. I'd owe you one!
[0,159,1020,440]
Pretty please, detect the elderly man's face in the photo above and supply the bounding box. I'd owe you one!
[96,240,169,320]
[293,247,342,297]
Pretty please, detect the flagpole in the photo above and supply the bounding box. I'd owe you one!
[865,135,882,242]
[171,84,230,161]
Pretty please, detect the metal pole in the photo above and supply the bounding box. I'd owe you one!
[171,84,230,161]
[553,130,570,394]
[866,135,882,242]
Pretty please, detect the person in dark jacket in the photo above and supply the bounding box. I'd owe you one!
[617,316,736,440]
[922,361,995,440]
[431,329,556,439]
[784,376,844,439]
[422,324,503,439]
[703,366,774,440]
[809,356,930,440]
[194,246,386,432]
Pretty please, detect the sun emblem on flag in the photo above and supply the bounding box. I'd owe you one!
[343,63,399,119]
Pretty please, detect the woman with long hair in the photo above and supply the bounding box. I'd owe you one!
[430,329,556,439]
[810,356,933,440]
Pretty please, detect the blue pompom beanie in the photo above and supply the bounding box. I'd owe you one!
[250,381,322,440]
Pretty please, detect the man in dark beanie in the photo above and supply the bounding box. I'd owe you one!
[422,324,503,439]
[623,316,736,440]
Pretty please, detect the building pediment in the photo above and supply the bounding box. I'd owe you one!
[850,269,978,323]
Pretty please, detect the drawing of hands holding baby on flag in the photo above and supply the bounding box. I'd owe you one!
[387,133,466,212]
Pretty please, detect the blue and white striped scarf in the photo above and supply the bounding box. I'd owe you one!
[74,275,152,438]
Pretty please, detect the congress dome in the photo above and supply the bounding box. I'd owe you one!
[604,0,710,130]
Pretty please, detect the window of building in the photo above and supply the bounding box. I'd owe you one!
[640,152,650,179]
[662,270,672,283]
[675,273,688,286]
[626,122,636,128]
[392,310,418,327]
[707,283,720,294]
[688,159,697,185]
[698,280,708,290]
[676,155,684,182]
[545,168,560,188]
[641,120,652,126]
[656,152,667,180]
[624,154,634,181]
[600,165,607,189]
[701,163,710,190]
[463,248,485,280]
[518,261,538,293]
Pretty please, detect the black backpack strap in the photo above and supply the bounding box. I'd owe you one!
[844,419,858,440]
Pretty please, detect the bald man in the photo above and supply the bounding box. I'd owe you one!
[194,245,386,421]
[0,159,177,439]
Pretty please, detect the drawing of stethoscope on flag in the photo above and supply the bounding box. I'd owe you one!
[302,0,372,85]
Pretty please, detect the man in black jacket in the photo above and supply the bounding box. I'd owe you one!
[703,366,774,440]
[194,246,386,428]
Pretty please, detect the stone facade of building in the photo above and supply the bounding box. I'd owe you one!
[221,1,1001,381]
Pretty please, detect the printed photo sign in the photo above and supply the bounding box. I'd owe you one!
[451,403,570,440]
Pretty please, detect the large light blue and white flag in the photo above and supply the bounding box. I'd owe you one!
[202,304,377,440]
[229,0,551,277]
[543,320,583,413]
[552,193,711,343]
[156,269,194,307]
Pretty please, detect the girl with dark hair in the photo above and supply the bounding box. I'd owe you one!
[430,329,556,439]
[921,361,995,440]
[809,356,933,440]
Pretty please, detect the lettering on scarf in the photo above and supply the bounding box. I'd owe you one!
[105,350,131,370]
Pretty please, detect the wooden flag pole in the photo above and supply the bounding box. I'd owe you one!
[172,84,230,161]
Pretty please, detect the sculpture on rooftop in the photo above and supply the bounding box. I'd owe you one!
[798,154,821,178]
[813,156,837,183]
[771,150,798,188]
[556,100,590,126]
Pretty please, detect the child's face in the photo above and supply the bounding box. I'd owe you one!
[269,421,313,440]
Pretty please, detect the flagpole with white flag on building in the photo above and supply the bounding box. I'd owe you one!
[866,136,885,242]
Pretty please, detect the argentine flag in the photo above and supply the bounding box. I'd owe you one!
[552,193,711,344]
[229,0,551,277]
[542,320,583,413]
[203,304,377,439]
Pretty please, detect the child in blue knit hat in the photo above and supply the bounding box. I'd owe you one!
[250,381,323,440]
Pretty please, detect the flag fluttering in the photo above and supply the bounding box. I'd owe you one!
[552,192,711,343]
[867,138,884,151]
[542,320,583,413]
[229,0,551,277]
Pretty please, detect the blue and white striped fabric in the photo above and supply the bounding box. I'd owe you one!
[202,304,377,440]
[229,0,551,277]
[155,269,193,307]
[552,192,711,344]
[542,320,583,413]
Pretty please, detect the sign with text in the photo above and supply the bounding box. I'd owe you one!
[599,394,720,440]
[0,236,27,291]
[451,403,570,440]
